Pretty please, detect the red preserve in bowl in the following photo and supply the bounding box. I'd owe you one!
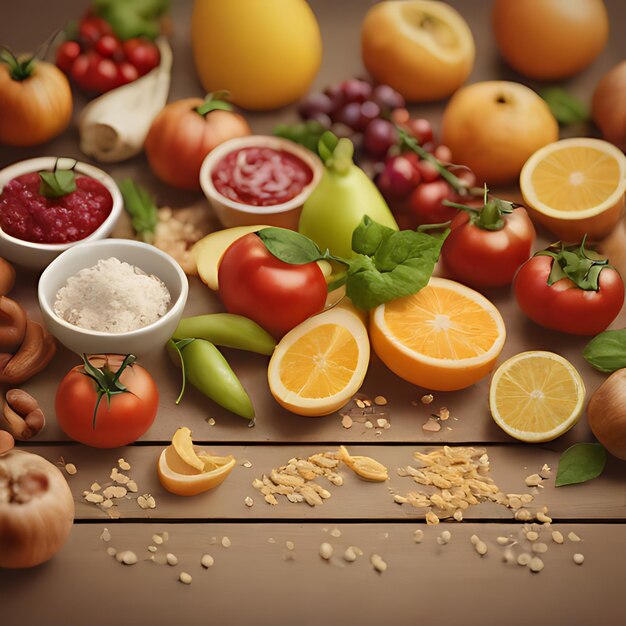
[212,146,314,207]
[0,172,113,244]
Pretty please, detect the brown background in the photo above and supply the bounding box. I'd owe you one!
[1,1,626,625]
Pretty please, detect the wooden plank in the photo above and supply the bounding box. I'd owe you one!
[1,522,624,626]
[27,444,626,520]
[14,274,626,444]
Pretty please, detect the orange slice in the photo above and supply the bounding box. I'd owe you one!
[370,277,506,391]
[267,304,370,416]
[489,351,585,443]
[520,137,626,241]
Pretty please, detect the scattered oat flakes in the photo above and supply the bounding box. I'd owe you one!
[179,572,192,585]
[344,547,357,562]
[285,541,295,551]
[414,529,424,543]
[376,418,388,429]
[526,531,539,542]
[422,418,441,433]
[118,458,131,471]
[244,496,254,507]
[536,510,552,524]
[532,542,548,554]
[539,464,552,479]
[437,407,450,421]
[91,482,101,492]
[342,415,353,429]
[107,508,121,520]
[106,547,117,557]
[103,485,127,499]
[551,531,564,544]
[573,553,584,565]
[515,509,532,522]
[364,421,373,429]
[496,536,509,546]
[470,535,480,546]
[222,537,231,548]
[355,399,366,409]
[119,551,138,565]
[474,541,488,556]
[138,494,156,510]
[330,528,342,538]
[166,553,178,566]
[425,511,440,525]
[438,530,451,545]
[201,554,214,568]
[529,556,544,573]
[153,534,164,545]
[517,553,531,566]
[319,542,333,560]
[374,395,387,406]
[64,463,77,476]
[370,554,387,572]
[148,546,157,553]
[525,473,542,487]
[240,460,252,468]
[85,493,104,504]
[568,532,582,543]
[100,528,111,542]
[421,394,434,405]
[207,418,216,426]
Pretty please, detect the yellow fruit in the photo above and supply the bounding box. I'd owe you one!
[361,0,475,102]
[520,137,626,242]
[172,427,204,471]
[492,0,608,80]
[267,305,370,416]
[370,277,506,391]
[489,351,585,443]
[441,81,558,186]
[191,0,322,110]
[158,446,236,496]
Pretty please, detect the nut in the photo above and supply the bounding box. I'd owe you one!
[0,320,56,384]
[0,296,26,353]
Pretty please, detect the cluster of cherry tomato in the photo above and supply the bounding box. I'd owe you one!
[56,15,160,94]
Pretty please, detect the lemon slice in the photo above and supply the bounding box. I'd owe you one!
[172,427,205,471]
[267,304,370,416]
[489,351,585,443]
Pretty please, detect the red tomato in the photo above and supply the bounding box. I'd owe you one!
[95,34,122,60]
[116,61,140,86]
[78,17,112,45]
[409,179,458,225]
[441,206,536,288]
[514,251,625,336]
[218,234,327,338]
[145,96,251,190]
[56,41,81,74]
[55,355,159,448]
[122,38,160,75]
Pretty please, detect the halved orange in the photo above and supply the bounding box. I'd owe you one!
[267,304,370,416]
[520,137,626,241]
[370,277,506,391]
[489,351,585,442]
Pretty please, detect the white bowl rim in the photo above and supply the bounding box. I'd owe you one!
[0,156,123,251]
[38,238,189,340]
[199,135,323,216]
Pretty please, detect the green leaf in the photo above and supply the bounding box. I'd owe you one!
[256,227,324,265]
[346,224,448,310]
[273,120,327,156]
[119,179,158,244]
[39,169,77,198]
[92,0,169,40]
[555,443,607,487]
[351,215,396,257]
[539,87,590,125]
[583,329,626,373]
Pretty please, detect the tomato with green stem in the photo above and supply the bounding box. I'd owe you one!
[514,239,624,336]
[55,354,159,448]
[440,187,536,288]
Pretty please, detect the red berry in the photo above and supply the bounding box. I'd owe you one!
[339,79,372,104]
[95,35,122,59]
[407,118,434,145]
[434,144,453,163]
[122,38,160,76]
[56,40,81,74]
[416,159,440,184]
[78,17,112,45]
[363,119,398,158]
[409,180,458,225]
[116,61,140,86]
[378,155,422,199]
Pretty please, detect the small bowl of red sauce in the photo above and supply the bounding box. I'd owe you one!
[200,135,322,229]
[0,157,123,269]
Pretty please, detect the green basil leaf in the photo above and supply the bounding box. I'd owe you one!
[583,329,626,373]
[257,227,324,265]
[119,179,158,244]
[555,443,607,487]
[38,169,77,198]
[539,87,590,125]
[351,215,396,257]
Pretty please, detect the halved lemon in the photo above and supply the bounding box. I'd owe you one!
[267,304,370,416]
[520,137,626,241]
[489,351,585,443]
[370,277,506,391]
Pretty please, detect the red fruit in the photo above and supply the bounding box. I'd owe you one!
[116,61,140,86]
[339,79,373,104]
[434,144,453,163]
[95,35,122,59]
[122,38,160,76]
[56,41,81,74]
[363,119,398,157]
[378,154,422,198]
[409,179,458,225]
[70,53,91,88]
[416,159,440,184]
[407,118,434,145]
[78,17,112,45]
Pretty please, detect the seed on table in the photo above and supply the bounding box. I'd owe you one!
[496,536,509,546]
[475,541,488,556]
[118,551,138,565]
[525,473,542,487]
[244,496,254,507]
[91,482,101,492]
[344,547,357,562]
[64,463,77,476]
[118,458,131,471]
[222,536,231,548]
[536,511,552,524]
[207,418,216,426]
[453,510,463,522]
[148,546,157,553]
[341,415,353,429]
[529,557,544,573]
[539,464,552,479]
[551,531,564,544]
[517,553,531,566]
[508,497,522,510]
[374,395,387,406]
[414,529,424,543]
[515,509,532,521]
[355,399,366,409]
[330,528,342,538]
[319,543,333,560]
[179,572,192,585]
[100,528,111,542]
[573,553,585,565]
[437,530,451,545]
[285,541,295,551]
[526,531,539,542]
[377,418,388,429]
[85,493,104,504]
[126,480,138,493]
[201,554,215,568]
[166,553,178,566]
[153,534,164,545]
[106,547,117,557]
[503,548,515,564]
[421,394,434,405]
[532,542,548,554]
[241,460,253,468]
[568,532,581,543]
[370,554,387,572]
[470,534,480,546]
[364,421,373,429]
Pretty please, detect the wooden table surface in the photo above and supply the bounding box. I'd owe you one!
[1,1,625,625]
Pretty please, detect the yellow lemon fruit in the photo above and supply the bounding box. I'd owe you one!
[489,351,585,443]
[370,277,506,391]
[191,0,322,110]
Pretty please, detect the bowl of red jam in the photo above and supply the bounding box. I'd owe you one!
[200,136,322,229]
[0,157,123,269]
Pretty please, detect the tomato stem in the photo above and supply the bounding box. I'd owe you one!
[195,92,233,116]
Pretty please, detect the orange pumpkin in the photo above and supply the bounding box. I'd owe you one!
[0,52,72,147]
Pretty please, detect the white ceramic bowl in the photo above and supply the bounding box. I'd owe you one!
[38,239,188,356]
[200,135,323,229]
[0,157,123,269]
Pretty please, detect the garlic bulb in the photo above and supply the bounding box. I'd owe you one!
[79,37,173,163]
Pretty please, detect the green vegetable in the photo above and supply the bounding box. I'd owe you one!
[168,338,254,421]
[172,314,276,356]
[555,442,607,487]
[298,132,398,259]
[583,329,626,373]
[119,179,158,244]
[257,215,447,311]
[539,87,589,125]
[92,0,170,40]
[274,120,328,155]
[39,168,77,199]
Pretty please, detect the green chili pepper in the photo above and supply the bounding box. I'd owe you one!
[172,314,276,356]
[168,338,254,421]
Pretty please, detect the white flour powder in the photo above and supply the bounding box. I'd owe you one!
[54,257,171,333]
